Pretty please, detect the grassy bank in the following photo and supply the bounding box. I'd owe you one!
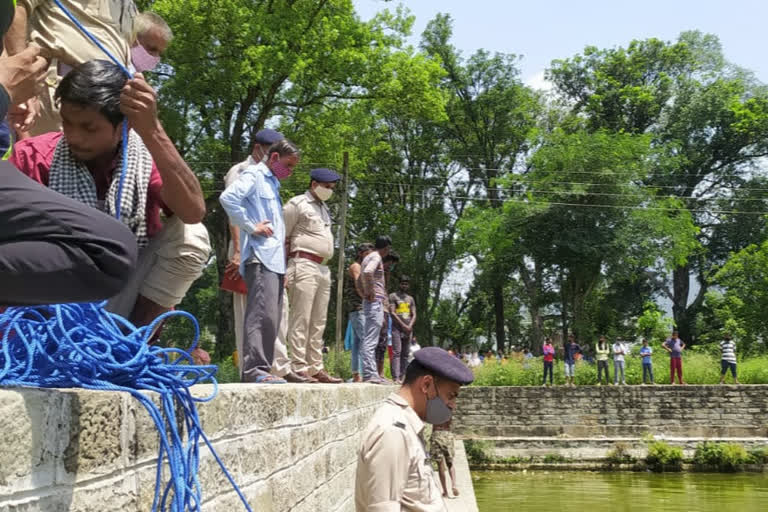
[465,439,768,473]
[471,352,768,386]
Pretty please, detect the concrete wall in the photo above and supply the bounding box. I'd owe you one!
[453,386,768,438]
[0,384,392,512]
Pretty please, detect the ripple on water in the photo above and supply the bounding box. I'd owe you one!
[472,470,768,512]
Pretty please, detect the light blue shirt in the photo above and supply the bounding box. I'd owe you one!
[219,161,285,275]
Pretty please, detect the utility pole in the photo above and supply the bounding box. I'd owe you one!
[334,152,350,354]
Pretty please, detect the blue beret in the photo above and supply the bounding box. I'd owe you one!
[413,347,474,385]
[254,129,284,146]
[310,168,341,183]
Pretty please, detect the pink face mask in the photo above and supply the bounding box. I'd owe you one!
[270,160,293,180]
[131,43,161,72]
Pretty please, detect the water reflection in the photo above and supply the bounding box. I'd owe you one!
[473,470,768,512]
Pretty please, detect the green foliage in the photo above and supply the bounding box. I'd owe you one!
[748,446,768,464]
[636,302,676,340]
[464,440,493,465]
[693,442,751,471]
[708,240,768,353]
[606,443,636,465]
[470,352,768,385]
[542,454,567,463]
[645,440,684,472]
[214,356,240,384]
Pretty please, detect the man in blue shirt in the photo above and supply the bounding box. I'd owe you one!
[220,139,300,384]
[564,334,582,386]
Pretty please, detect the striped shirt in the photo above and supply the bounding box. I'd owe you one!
[720,340,737,363]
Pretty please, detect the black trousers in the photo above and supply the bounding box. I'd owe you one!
[0,161,137,305]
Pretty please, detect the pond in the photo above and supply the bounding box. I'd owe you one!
[473,470,768,512]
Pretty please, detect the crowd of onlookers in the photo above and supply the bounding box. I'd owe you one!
[447,329,741,386]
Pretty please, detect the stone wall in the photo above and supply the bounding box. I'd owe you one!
[453,386,768,438]
[0,384,392,512]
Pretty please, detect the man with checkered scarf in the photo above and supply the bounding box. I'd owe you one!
[10,59,210,327]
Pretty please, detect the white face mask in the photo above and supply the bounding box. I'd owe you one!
[314,185,333,202]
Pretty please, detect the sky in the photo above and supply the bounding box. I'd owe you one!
[353,0,768,89]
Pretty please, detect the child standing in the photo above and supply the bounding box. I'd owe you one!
[663,330,686,385]
[595,336,611,385]
[719,333,740,385]
[639,338,654,384]
[542,338,555,386]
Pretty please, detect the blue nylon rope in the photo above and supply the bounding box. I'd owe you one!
[0,305,253,511]
[0,3,255,511]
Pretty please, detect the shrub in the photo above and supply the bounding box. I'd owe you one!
[645,440,683,471]
[606,442,636,464]
[748,445,768,464]
[693,442,751,471]
[542,453,567,463]
[464,440,493,464]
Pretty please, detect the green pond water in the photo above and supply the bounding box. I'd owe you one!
[472,470,768,512]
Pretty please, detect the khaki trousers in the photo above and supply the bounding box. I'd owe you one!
[285,257,331,375]
[230,242,290,378]
[107,217,211,317]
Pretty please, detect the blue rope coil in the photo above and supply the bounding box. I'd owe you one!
[0,304,253,511]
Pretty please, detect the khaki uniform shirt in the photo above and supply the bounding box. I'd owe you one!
[20,0,137,135]
[283,190,334,261]
[22,0,135,67]
[355,393,447,512]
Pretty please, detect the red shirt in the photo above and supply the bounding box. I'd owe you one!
[10,132,171,238]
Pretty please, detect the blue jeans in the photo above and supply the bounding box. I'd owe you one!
[361,300,384,380]
[614,360,626,384]
[643,362,654,383]
[349,310,364,373]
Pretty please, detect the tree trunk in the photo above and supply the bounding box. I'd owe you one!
[492,282,505,353]
[672,264,694,345]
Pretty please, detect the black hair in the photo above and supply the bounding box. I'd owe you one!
[400,275,410,283]
[55,60,128,127]
[267,139,300,158]
[384,251,400,263]
[403,359,438,385]
[375,235,392,249]
[357,242,374,254]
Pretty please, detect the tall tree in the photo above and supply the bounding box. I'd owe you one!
[548,31,768,344]
[421,13,541,351]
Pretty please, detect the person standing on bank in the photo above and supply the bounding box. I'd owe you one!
[283,168,343,384]
[355,347,474,511]
[612,337,628,385]
[542,337,555,386]
[219,139,300,384]
[360,235,392,384]
[564,334,582,386]
[663,329,686,385]
[639,338,654,384]
[222,128,287,378]
[719,333,739,385]
[390,275,417,384]
[347,242,374,382]
[595,336,611,385]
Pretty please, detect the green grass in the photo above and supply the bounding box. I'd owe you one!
[471,353,768,386]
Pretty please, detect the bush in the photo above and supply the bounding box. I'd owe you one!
[542,453,567,463]
[606,442,636,464]
[748,445,768,464]
[645,440,683,471]
[464,440,493,464]
[214,355,239,384]
[693,441,751,471]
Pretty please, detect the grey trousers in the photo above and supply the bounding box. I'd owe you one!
[614,360,626,384]
[242,261,284,381]
[361,300,383,380]
[390,323,411,381]
[0,161,137,305]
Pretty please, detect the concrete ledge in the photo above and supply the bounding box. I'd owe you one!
[0,384,393,512]
[454,385,768,438]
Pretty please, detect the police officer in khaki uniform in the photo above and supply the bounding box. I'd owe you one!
[355,347,474,511]
[284,168,343,383]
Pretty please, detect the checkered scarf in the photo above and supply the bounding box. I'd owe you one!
[49,130,153,248]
